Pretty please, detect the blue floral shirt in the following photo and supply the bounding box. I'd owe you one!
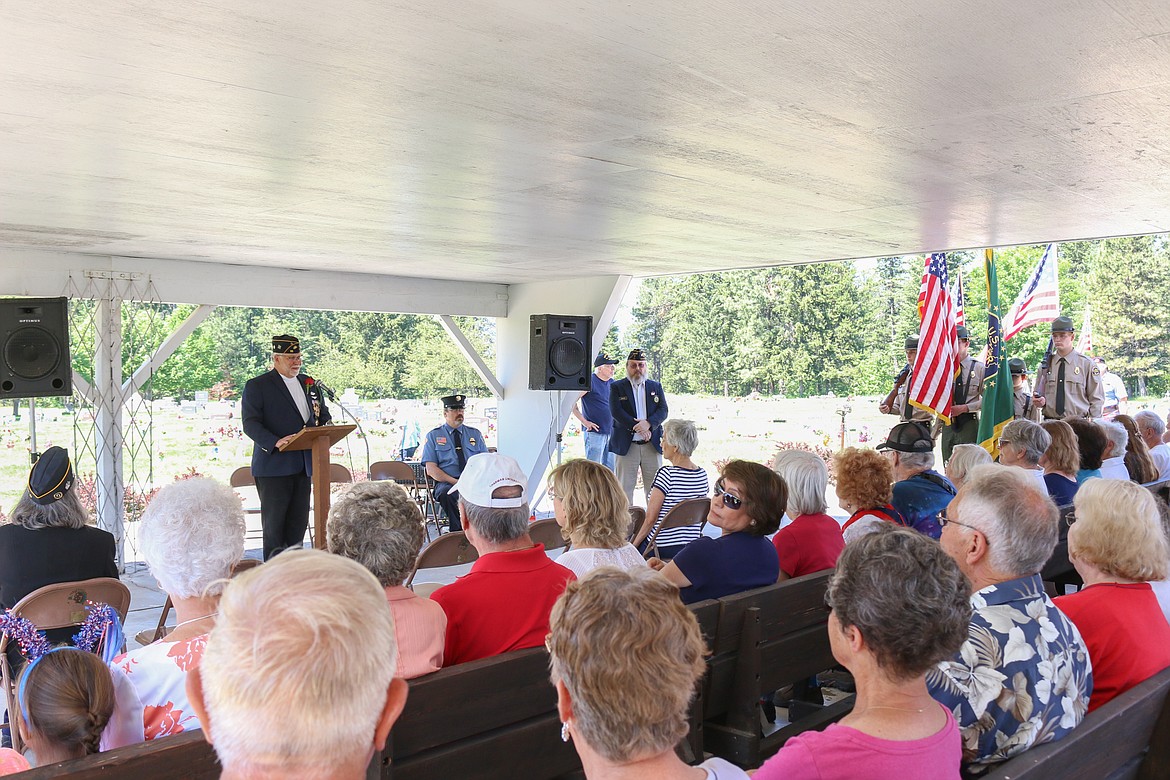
[926,574,1092,769]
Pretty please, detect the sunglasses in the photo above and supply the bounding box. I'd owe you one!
[713,480,744,510]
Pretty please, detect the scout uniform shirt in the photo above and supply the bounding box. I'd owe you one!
[1041,350,1104,419]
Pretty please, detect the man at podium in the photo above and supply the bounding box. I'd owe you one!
[242,335,332,560]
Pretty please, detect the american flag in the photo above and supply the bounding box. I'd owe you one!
[1004,243,1060,340]
[1076,305,1092,354]
[949,270,965,328]
[909,253,958,422]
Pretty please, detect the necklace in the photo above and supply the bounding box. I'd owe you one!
[173,612,218,629]
[863,704,926,714]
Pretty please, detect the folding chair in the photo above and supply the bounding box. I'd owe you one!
[528,517,569,552]
[1,577,131,752]
[370,460,442,536]
[229,466,263,544]
[627,506,647,542]
[135,559,262,647]
[405,532,479,589]
[642,497,710,559]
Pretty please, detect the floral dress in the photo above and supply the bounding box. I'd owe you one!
[114,635,207,740]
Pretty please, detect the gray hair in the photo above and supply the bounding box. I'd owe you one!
[663,419,699,457]
[138,478,246,599]
[946,445,992,487]
[828,525,971,680]
[327,482,425,587]
[1100,420,1129,459]
[460,499,530,544]
[899,450,935,472]
[200,550,396,774]
[8,489,90,531]
[1135,410,1166,438]
[957,464,1058,577]
[770,449,828,515]
[1002,419,1052,466]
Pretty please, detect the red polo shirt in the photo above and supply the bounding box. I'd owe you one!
[432,544,576,666]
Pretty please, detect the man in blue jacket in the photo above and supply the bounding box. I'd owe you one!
[608,349,669,502]
[242,335,332,560]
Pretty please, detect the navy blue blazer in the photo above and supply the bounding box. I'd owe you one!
[242,370,332,477]
[608,377,668,455]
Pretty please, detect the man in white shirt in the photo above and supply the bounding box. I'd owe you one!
[1135,410,1169,481]
[1098,420,1131,481]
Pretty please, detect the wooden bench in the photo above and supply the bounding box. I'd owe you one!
[15,730,218,779]
[978,665,1170,780]
[701,570,853,767]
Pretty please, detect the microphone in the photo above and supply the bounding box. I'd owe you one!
[316,381,338,400]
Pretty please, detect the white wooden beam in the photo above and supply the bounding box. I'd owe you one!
[437,315,503,398]
[123,304,216,396]
[71,371,95,406]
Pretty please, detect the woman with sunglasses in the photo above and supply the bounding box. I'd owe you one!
[648,460,783,604]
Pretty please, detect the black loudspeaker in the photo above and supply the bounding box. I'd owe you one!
[0,297,72,398]
[529,314,593,391]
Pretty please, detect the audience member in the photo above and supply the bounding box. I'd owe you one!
[1040,420,1081,506]
[327,480,446,678]
[1135,410,1169,480]
[754,526,970,780]
[834,447,906,543]
[0,447,117,612]
[649,460,782,604]
[549,459,645,577]
[14,648,114,768]
[548,568,748,779]
[1115,414,1158,484]
[113,478,245,742]
[770,450,843,580]
[431,453,575,665]
[996,419,1050,487]
[1054,479,1170,711]
[632,419,709,559]
[1098,421,1131,481]
[944,444,992,492]
[878,422,955,539]
[1066,418,1106,482]
[188,550,408,780]
[927,464,1091,770]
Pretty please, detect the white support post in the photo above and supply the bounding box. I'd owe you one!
[123,304,215,396]
[496,275,632,498]
[437,315,504,398]
[93,297,126,566]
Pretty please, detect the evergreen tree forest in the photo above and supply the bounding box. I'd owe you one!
[69,235,1170,401]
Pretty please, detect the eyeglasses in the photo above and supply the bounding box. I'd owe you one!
[713,480,744,510]
[997,438,1014,448]
[938,511,980,533]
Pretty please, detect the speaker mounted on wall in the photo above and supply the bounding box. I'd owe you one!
[0,297,73,399]
[529,314,592,391]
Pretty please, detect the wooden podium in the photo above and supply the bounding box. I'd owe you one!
[278,424,356,548]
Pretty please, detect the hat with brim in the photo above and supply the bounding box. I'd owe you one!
[441,394,466,409]
[1050,316,1075,333]
[1008,358,1028,376]
[594,353,618,368]
[28,446,74,506]
[875,422,934,453]
[451,453,527,508]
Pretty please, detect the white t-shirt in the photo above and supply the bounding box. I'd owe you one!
[700,757,752,779]
[1148,443,1170,482]
[281,373,310,422]
[1099,456,1130,481]
[556,544,647,578]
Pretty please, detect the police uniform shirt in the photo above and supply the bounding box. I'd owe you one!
[419,423,489,477]
[954,357,986,415]
[1013,388,1039,421]
[894,378,934,424]
[1042,350,1104,419]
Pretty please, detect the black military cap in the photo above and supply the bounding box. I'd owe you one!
[593,353,618,367]
[442,394,466,409]
[28,446,75,506]
[876,422,934,453]
[627,349,647,362]
[956,326,970,340]
[272,335,301,354]
[904,334,920,351]
[1008,358,1028,376]
[1050,316,1075,333]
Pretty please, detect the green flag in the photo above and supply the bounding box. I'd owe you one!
[978,248,1014,458]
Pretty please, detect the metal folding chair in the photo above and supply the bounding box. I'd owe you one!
[405,532,479,589]
[642,497,711,559]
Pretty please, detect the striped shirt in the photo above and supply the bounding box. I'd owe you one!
[649,466,710,548]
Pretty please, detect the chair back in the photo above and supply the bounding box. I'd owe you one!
[328,463,352,483]
[406,532,480,587]
[627,506,647,541]
[138,558,262,647]
[371,460,418,483]
[1,577,131,752]
[228,466,255,488]
[528,517,568,552]
[644,497,710,559]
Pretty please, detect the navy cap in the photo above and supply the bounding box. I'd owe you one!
[627,349,647,362]
[876,422,934,453]
[28,446,75,506]
[441,394,466,409]
[1051,316,1075,333]
[272,335,301,354]
[1008,358,1028,376]
[593,353,618,368]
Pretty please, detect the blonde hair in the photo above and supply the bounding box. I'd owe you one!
[548,568,705,763]
[548,460,629,549]
[1070,479,1169,581]
[200,549,396,774]
[1041,420,1081,476]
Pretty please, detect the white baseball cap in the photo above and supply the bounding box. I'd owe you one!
[451,452,527,508]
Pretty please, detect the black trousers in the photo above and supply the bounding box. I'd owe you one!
[256,473,312,560]
[434,482,462,532]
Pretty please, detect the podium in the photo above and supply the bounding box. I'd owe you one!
[278,424,357,548]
